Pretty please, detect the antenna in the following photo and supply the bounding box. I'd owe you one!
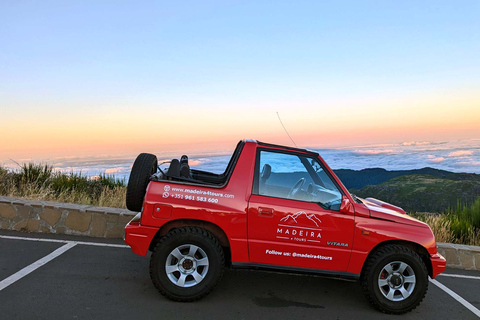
[276,112,298,147]
[8,158,21,168]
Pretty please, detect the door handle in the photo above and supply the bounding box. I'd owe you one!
[258,207,274,216]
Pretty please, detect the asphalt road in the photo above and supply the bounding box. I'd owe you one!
[1,230,479,320]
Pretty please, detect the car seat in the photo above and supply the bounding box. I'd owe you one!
[166,159,180,178]
[179,155,192,179]
[259,163,271,194]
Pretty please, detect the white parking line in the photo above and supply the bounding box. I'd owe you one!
[0,235,129,248]
[0,234,130,292]
[430,278,480,318]
[438,273,480,281]
[0,242,77,292]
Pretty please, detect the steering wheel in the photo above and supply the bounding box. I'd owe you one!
[287,178,305,199]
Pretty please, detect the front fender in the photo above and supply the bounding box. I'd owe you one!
[347,216,437,275]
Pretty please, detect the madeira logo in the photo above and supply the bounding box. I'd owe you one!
[276,211,322,243]
[280,211,322,227]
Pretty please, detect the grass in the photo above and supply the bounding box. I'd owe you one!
[411,197,480,246]
[0,163,127,208]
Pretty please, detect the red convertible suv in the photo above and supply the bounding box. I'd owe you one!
[124,140,446,314]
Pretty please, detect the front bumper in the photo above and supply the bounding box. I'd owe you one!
[124,222,159,256]
[430,252,447,278]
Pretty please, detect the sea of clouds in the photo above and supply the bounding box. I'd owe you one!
[2,139,479,182]
[318,139,480,173]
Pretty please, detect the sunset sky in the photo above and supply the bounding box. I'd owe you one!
[1,1,479,162]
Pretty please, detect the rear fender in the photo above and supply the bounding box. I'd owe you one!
[149,219,231,250]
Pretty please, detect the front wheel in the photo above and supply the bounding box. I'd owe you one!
[361,244,429,314]
[149,227,225,302]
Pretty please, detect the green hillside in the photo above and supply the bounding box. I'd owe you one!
[352,174,480,213]
[334,167,480,190]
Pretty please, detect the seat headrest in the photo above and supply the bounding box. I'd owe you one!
[179,155,192,179]
[167,159,181,177]
[260,164,271,182]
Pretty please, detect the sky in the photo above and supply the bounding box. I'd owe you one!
[1,1,479,171]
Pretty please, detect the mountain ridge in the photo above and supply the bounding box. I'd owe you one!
[333,167,480,190]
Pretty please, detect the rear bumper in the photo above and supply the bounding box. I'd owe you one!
[430,252,447,278]
[124,222,159,256]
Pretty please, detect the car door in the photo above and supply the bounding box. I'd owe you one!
[247,149,355,272]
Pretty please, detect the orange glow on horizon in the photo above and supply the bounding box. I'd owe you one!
[1,88,479,161]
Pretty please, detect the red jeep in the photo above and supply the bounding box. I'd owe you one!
[124,140,446,314]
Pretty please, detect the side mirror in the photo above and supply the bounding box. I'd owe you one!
[340,196,355,214]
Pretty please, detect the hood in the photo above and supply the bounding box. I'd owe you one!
[361,197,428,228]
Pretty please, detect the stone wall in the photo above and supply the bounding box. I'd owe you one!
[437,243,480,271]
[0,196,135,238]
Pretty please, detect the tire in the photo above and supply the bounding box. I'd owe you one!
[149,227,225,302]
[126,153,158,212]
[361,244,428,314]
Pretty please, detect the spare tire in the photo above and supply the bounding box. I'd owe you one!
[126,153,158,212]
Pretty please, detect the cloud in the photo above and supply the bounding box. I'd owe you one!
[402,141,430,146]
[448,150,473,157]
[457,161,480,167]
[189,156,231,174]
[428,155,445,163]
[105,168,122,174]
[189,160,203,166]
[420,147,450,151]
[353,149,395,155]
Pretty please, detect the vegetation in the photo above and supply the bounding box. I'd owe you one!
[351,174,480,213]
[410,197,480,246]
[0,163,126,208]
[335,167,480,190]
[337,168,480,245]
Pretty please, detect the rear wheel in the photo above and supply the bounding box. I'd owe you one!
[361,244,428,314]
[150,227,225,301]
[126,153,157,212]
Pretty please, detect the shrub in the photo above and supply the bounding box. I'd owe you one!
[406,197,480,246]
[445,197,480,243]
[0,163,126,208]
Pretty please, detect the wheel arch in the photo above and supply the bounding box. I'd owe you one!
[360,240,433,278]
[149,219,232,265]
